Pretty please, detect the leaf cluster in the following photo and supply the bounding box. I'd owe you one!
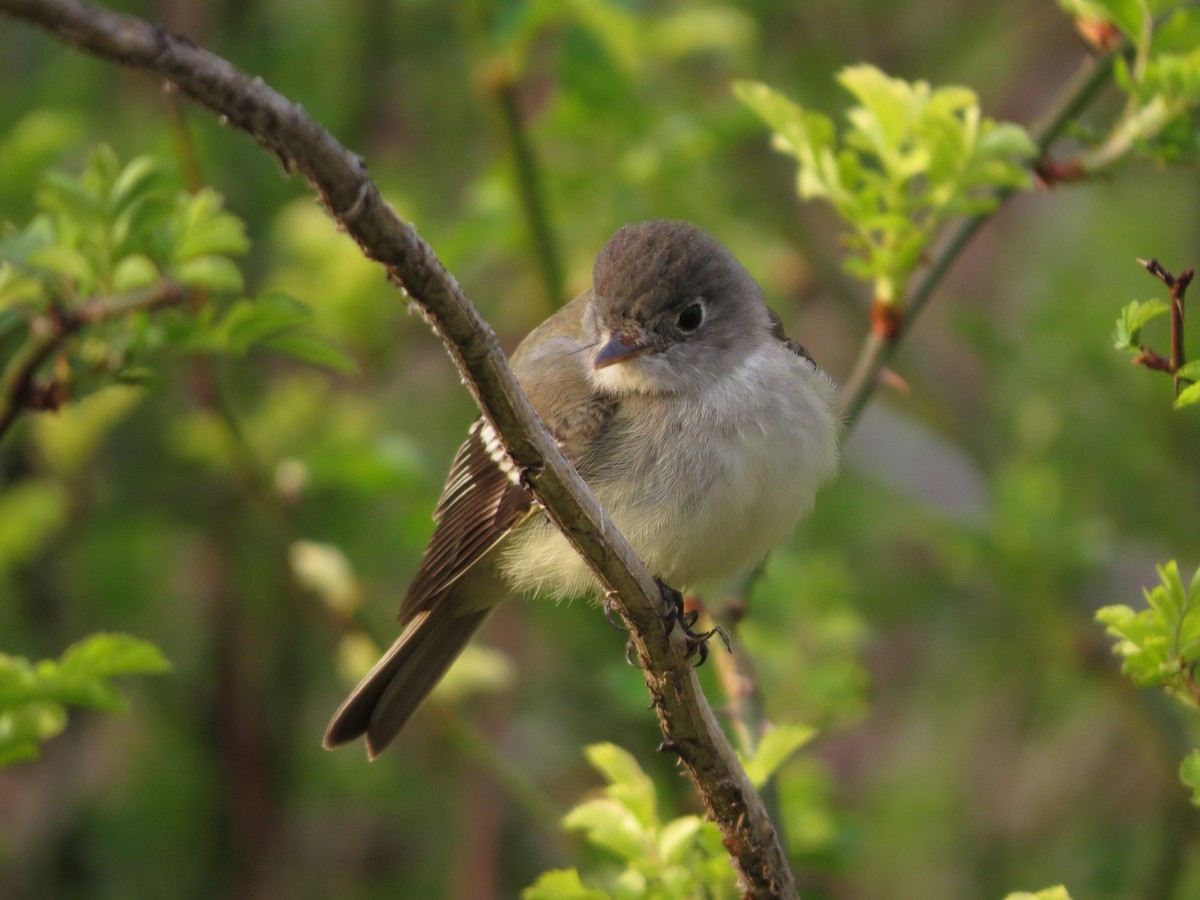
[0,144,248,302]
[484,0,755,81]
[734,66,1035,305]
[1060,0,1200,168]
[0,145,354,418]
[1005,887,1074,900]
[0,633,169,767]
[524,742,739,899]
[524,731,813,900]
[1096,561,1200,700]
[1098,562,1200,806]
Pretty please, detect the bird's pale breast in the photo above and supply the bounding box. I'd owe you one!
[498,342,838,598]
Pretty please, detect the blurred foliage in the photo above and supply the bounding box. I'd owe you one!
[1005,887,1074,900]
[0,633,169,766]
[1,0,1200,899]
[1060,0,1200,169]
[1097,561,1200,698]
[524,742,740,899]
[524,732,816,898]
[0,144,354,418]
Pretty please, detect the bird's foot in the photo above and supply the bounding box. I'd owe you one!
[656,579,731,667]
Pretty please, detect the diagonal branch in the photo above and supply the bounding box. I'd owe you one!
[0,0,799,894]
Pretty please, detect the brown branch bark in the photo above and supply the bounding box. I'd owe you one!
[0,0,799,894]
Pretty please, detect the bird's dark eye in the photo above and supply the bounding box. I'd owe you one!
[677,301,704,332]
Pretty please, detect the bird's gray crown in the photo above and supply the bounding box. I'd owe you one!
[592,219,759,323]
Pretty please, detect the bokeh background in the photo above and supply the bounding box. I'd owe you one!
[2,0,1199,897]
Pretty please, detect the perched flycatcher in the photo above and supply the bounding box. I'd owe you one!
[325,219,839,758]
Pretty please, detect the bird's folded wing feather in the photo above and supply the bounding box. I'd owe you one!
[398,419,534,620]
[398,291,617,621]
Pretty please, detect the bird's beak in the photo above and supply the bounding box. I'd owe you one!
[594,332,653,370]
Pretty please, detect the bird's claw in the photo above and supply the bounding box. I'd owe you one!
[624,637,643,668]
[603,592,629,631]
[655,578,730,667]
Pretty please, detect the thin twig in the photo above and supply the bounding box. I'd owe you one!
[0,279,184,441]
[1137,257,1192,395]
[0,0,799,893]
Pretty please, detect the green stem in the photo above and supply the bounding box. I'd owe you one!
[496,82,565,310]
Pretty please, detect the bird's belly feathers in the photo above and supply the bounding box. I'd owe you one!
[498,350,838,599]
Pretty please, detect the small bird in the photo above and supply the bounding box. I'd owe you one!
[324,220,839,758]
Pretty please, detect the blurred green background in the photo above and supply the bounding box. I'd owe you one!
[2,0,1200,897]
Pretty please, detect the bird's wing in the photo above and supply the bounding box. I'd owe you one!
[397,418,534,620]
[398,292,618,620]
[766,305,814,364]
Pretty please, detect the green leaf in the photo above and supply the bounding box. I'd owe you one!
[733,81,838,196]
[0,634,169,767]
[567,0,641,75]
[38,168,106,224]
[0,110,85,197]
[583,742,658,829]
[0,479,69,575]
[25,243,94,285]
[111,253,161,292]
[109,155,162,214]
[171,188,250,260]
[173,255,243,293]
[657,815,703,865]
[219,292,312,350]
[736,66,1033,304]
[1004,886,1073,900]
[52,633,171,712]
[523,869,610,900]
[742,722,817,789]
[1113,298,1169,349]
[0,697,67,767]
[612,868,647,898]
[563,798,653,863]
[1175,364,1200,409]
[648,7,755,60]
[59,633,171,680]
[262,331,359,375]
[0,260,46,308]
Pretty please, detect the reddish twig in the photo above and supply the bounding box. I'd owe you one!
[1136,257,1192,395]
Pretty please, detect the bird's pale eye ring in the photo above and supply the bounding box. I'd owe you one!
[677,300,705,332]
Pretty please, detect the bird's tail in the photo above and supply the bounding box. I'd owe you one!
[323,601,492,758]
